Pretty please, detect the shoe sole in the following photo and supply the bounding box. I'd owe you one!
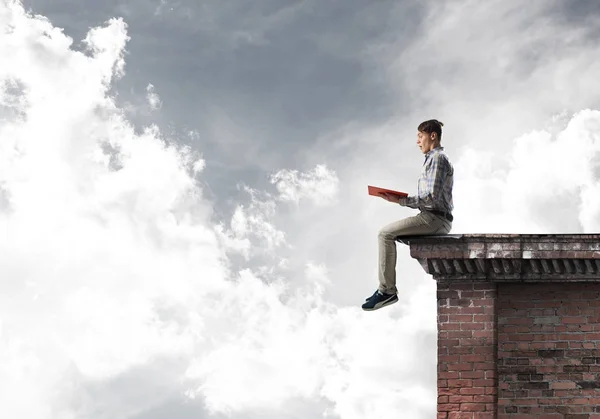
[362,295,398,311]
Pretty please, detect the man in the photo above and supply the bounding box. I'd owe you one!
[362,119,454,311]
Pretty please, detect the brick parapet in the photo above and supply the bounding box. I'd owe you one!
[402,234,600,418]
[437,281,498,419]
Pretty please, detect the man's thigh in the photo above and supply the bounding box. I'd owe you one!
[379,212,445,238]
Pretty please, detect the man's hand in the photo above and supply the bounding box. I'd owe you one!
[380,192,407,205]
[379,192,402,204]
[379,192,397,203]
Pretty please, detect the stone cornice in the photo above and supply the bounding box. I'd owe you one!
[397,234,600,281]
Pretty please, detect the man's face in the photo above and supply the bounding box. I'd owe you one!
[417,130,436,154]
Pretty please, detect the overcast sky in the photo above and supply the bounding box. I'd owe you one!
[2,0,600,418]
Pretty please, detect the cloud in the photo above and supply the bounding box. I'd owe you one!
[452,109,600,234]
[271,164,340,206]
[213,163,339,263]
[213,184,287,261]
[183,264,438,418]
[0,2,222,416]
[146,83,162,110]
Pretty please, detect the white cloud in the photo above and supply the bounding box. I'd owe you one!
[214,163,339,262]
[214,185,287,261]
[271,164,340,206]
[146,83,162,110]
[184,267,438,418]
[452,109,600,234]
[0,2,224,416]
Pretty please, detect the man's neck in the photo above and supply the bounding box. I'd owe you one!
[427,144,441,153]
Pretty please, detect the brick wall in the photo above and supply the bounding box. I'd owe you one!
[404,234,600,418]
[437,281,498,419]
[498,283,600,418]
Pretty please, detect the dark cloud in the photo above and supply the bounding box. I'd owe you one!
[555,0,600,23]
[22,0,426,218]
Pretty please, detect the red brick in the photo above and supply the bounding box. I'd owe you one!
[447,331,476,339]
[439,355,461,363]
[460,387,486,395]
[472,331,495,339]
[558,333,585,340]
[453,283,478,291]
[448,379,474,388]
[439,387,461,396]
[450,314,475,322]
[506,333,535,341]
[439,307,467,314]
[461,291,487,298]
[461,323,485,331]
[441,323,462,330]
[473,346,496,355]
[473,379,495,387]
[473,395,495,403]
[471,299,496,307]
[473,363,496,370]
[473,314,495,323]
[438,403,461,411]
[460,355,489,363]
[459,307,489,314]
[448,345,476,354]
[461,371,485,379]
[448,395,474,403]
[461,403,487,412]
[504,316,535,325]
[448,413,475,419]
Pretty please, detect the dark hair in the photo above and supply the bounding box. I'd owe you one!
[418,119,444,141]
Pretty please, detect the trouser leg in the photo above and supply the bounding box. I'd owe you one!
[378,211,452,294]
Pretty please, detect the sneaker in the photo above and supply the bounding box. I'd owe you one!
[365,289,379,301]
[361,291,398,311]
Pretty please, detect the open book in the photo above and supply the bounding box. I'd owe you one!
[367,185,408,198]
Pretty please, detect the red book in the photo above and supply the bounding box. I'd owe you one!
[368,185,408,198]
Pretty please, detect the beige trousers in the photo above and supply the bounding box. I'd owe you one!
[378,211,452,294]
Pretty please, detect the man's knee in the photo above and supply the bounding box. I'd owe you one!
[378,228,395,241]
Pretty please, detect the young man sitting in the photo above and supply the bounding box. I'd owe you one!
[362,119,454,311]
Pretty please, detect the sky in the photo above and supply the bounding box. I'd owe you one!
[2,0,600,418]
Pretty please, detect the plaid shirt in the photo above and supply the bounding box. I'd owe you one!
[405,146,454,213]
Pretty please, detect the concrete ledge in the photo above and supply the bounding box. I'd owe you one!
[397,234,600,281]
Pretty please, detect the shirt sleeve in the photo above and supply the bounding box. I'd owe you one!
[404,194,420,208]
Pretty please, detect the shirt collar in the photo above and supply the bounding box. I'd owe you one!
[424,146,444,159]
